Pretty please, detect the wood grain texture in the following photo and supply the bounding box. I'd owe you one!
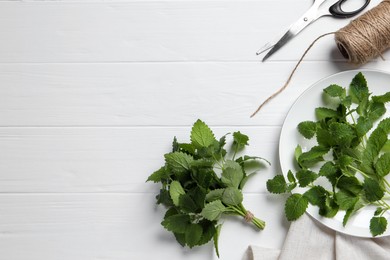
[0,193,289,260]
[0,0,389,259]
[0,0,383,62]
[0,126,279,193]
[1,61,389,127]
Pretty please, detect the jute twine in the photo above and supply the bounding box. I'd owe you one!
[251,0,390,117]
[244,210,254,222]
[335,0,390,64]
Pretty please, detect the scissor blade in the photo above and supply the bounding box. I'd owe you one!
[262,30,294,61]
[256,31,285,55]
[260,1,322,61]
[256,44,273,56]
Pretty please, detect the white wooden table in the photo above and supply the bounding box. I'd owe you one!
[0,0,389,259]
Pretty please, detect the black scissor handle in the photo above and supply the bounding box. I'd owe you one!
[329,0,371,18]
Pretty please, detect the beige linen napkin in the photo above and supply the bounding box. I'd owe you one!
[245,213,390,260]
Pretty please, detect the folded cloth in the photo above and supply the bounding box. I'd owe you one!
[245,213,390,260]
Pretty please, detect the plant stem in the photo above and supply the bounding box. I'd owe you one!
[347,165,370,179]
[384,178,390,190]
[228,204,265,230]
[212,154,224,169]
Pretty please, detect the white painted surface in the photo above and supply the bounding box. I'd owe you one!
[0,0,388,259]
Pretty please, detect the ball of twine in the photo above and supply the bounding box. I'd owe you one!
[251,0,390,117]
[335,0,390,65]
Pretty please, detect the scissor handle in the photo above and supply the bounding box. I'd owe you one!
[329,0,370,18]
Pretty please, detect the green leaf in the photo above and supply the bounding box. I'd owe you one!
[235,155,271,166]
[185,224,203,248]
[191,168,215,188]
[337,154,354,171]
[221,187,243,206]
[319,196,339,218]
[316,128,334,147]
[161,214,190,233]
[337,176,362,196]
[156,189,174,206]
[319,161,340,186]
[375,152,390,177]
[324,84,345,98]
[213,224,222,258]
[178,143,196,155]
[287,170,296,183]
[172,137,179,152]
[303,186,327,206]
[285,194,309,221]
[294,145,302,162]
[362,127,388,172]
[372,92,390,103]
[329,122,355,147]
[381,140,390,153]
[378,118,390,134]
[296,169,318,187]
[190,158,214,168]
[174,233,186,247]
[356,117,373,138]
[368,102,386,122]
[363,178,384,202]
[356,96,369,117]
[179,194,198,213]
[201,200,227,221]
[233,131,249,149]
[315,107,339,120]
[298,121,317,139]
[147,167,169,183]
[266,175,287,194]
[335,190,359,210]
[343,198,364,226]
[216,135,227,157]
[169,181,185,206]
[191,119,217,149]
[221,163,244,188]
[349,72,369,103]
[197,221,216,246]
[165,152,193,174]
[341,96,352,108]
[239,172,256,190]
[187,186,206,209]
[205,189,225,202]
[298,146,330,168]
[374,207,384,216]
[370,216,387,236]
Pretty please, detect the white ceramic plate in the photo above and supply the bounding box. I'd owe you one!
[279,69,390,237]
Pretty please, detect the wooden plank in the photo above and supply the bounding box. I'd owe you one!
[0,0,383,62]
[0,193,289,260]
[0,61,373,127]
[0,126,280,193]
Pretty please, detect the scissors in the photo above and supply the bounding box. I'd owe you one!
[257,0,371,61]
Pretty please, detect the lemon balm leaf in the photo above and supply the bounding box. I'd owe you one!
[266,175,287,194]
[169,180,185,206]
[370,216,387,236]
[201,200,227,221]
[298,121,317,139]
[324,84,345,98]
[285,194,308,221]
[190,119,217,149]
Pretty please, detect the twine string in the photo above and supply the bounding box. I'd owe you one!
[251,0,390,117]
[250,32,335,118]
[244,210,254,222]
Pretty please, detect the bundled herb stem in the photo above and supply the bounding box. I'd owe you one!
[147,120,268,257]
[267,72,390,236]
